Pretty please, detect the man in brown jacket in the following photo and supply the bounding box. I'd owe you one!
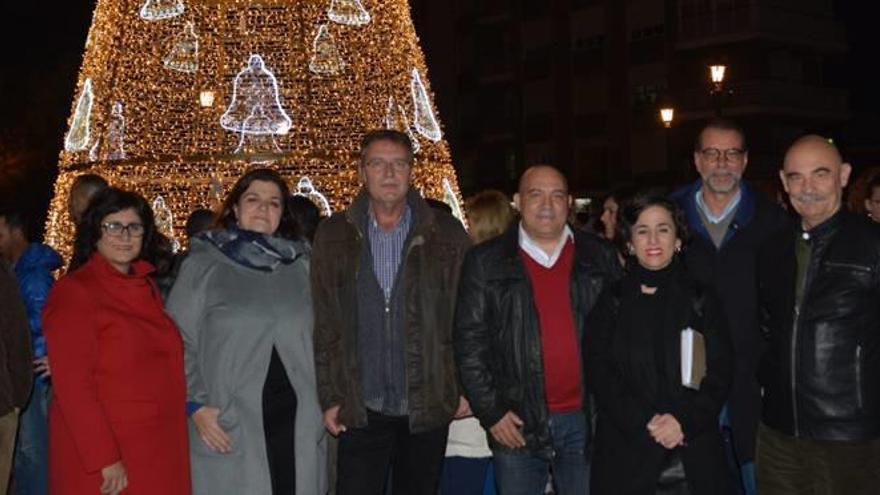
[0,260,33,493]
[311,129,471,495]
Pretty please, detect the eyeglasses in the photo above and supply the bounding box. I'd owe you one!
[699,147,746,163]
[101,221,145,238]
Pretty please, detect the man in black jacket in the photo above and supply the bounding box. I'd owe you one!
[758,135,880,494]
[671,118,790,494]
[454,165,620,495]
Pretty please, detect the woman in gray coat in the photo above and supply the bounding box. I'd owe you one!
[167,168,327,495]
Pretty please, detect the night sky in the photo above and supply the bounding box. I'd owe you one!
[0,1,876,230]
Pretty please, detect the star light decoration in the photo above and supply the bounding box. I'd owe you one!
[45,0,464,259]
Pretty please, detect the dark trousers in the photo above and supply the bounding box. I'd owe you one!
[263,348,297,495]
[757,423,880,495]
[336,410,449,495]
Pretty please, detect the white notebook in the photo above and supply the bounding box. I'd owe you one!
[681,327,706,390]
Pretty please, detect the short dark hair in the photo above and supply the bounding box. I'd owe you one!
[285,195,321,243]
[359,129,414,166]
[70,187,157,272]
[216,168,297,239]
[0,208,29,240]
[184,208,215,238]
[617,194,690,248]
[695,118,748,151]
[71,173,109,196]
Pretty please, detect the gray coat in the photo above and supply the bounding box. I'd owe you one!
[167,237,327,495]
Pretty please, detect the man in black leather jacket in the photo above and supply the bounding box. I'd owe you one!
[758,135,880,494]
[454,165,621,495]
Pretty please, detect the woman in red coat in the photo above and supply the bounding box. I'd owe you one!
[43,187,190,495]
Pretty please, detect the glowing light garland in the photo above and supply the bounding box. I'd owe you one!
[384,96,421,154]
[164,21,199,73]
[294,176,333,216]
[327,0,371,26]
[442,177,464,223]
[139,0,185,21]
[106,101,126,161]
[411,68,442,141]
[64,78,93,152]
[309,24,345,76]
[221,54,292,136]
[152,195,180,252]
[46,0,465,260]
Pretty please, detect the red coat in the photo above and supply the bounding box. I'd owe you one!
[43,254,190,494]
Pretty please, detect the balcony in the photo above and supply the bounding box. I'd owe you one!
[677,3,845,52]
[676,80,849,120]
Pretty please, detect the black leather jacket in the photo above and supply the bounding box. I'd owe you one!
[761,210,880,441]
[454,226,621,456]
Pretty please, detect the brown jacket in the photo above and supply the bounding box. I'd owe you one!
[311,189,471,433]
[0,261,33,417]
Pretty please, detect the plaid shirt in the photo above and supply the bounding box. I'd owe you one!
[367,205,412,301]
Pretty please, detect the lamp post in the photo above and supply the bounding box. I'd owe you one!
[709,64,728,116]
[660,106,675,128]
[659,105,675,174]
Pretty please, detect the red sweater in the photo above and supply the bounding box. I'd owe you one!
[521,240,582,413]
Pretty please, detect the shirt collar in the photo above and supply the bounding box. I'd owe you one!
[518,223,574,268]
[368,204,412,234]
[695,187,741,224]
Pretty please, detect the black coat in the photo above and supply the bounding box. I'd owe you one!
[454,225,621,456]
[586,263,735,495]
[671,180,791,461]
[761,209,880,441]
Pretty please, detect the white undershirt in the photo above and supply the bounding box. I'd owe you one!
[518,223,574,268]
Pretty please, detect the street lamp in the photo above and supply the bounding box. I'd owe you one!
[708,64,729,116]
[709,64,727,91]
[659,106,675,128]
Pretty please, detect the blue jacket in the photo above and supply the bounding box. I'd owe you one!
[14,243,63,360]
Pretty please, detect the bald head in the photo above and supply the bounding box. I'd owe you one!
[784,135,843,170]
[780,134,851,229]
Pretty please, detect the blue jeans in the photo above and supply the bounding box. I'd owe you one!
[493,411,589,495]
[14,381,49,495]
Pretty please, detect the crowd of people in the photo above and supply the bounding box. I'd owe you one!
[0,121,878,495]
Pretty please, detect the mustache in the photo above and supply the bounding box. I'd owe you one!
[707,171,741,181]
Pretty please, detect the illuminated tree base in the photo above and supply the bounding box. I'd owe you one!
[46,0,464,260]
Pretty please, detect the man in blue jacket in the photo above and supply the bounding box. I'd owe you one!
[0,208,62,495]
[671,119,790,494]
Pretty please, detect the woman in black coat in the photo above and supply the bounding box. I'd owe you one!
[586,195,735,495]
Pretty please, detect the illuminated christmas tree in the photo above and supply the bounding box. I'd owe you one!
[45,0,464,257]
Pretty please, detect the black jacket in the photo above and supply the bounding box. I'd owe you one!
[311,189,471,433]
[454,225,620,456]
[586,262,734,495]
[761,209,880,441]
[671,180,790,461]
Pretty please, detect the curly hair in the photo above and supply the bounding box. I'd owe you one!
[616,194,690,250]
[70,187,158,272]
[215,168,298,240]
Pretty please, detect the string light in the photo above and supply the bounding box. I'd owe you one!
[163,21,199,73]
[327,0,371,26]
[309,24,346,76]
[46,0,463,260]
[139,0,185,21]
[294,176,333,217]
[64,78,93,152]
[411,68,442,141]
